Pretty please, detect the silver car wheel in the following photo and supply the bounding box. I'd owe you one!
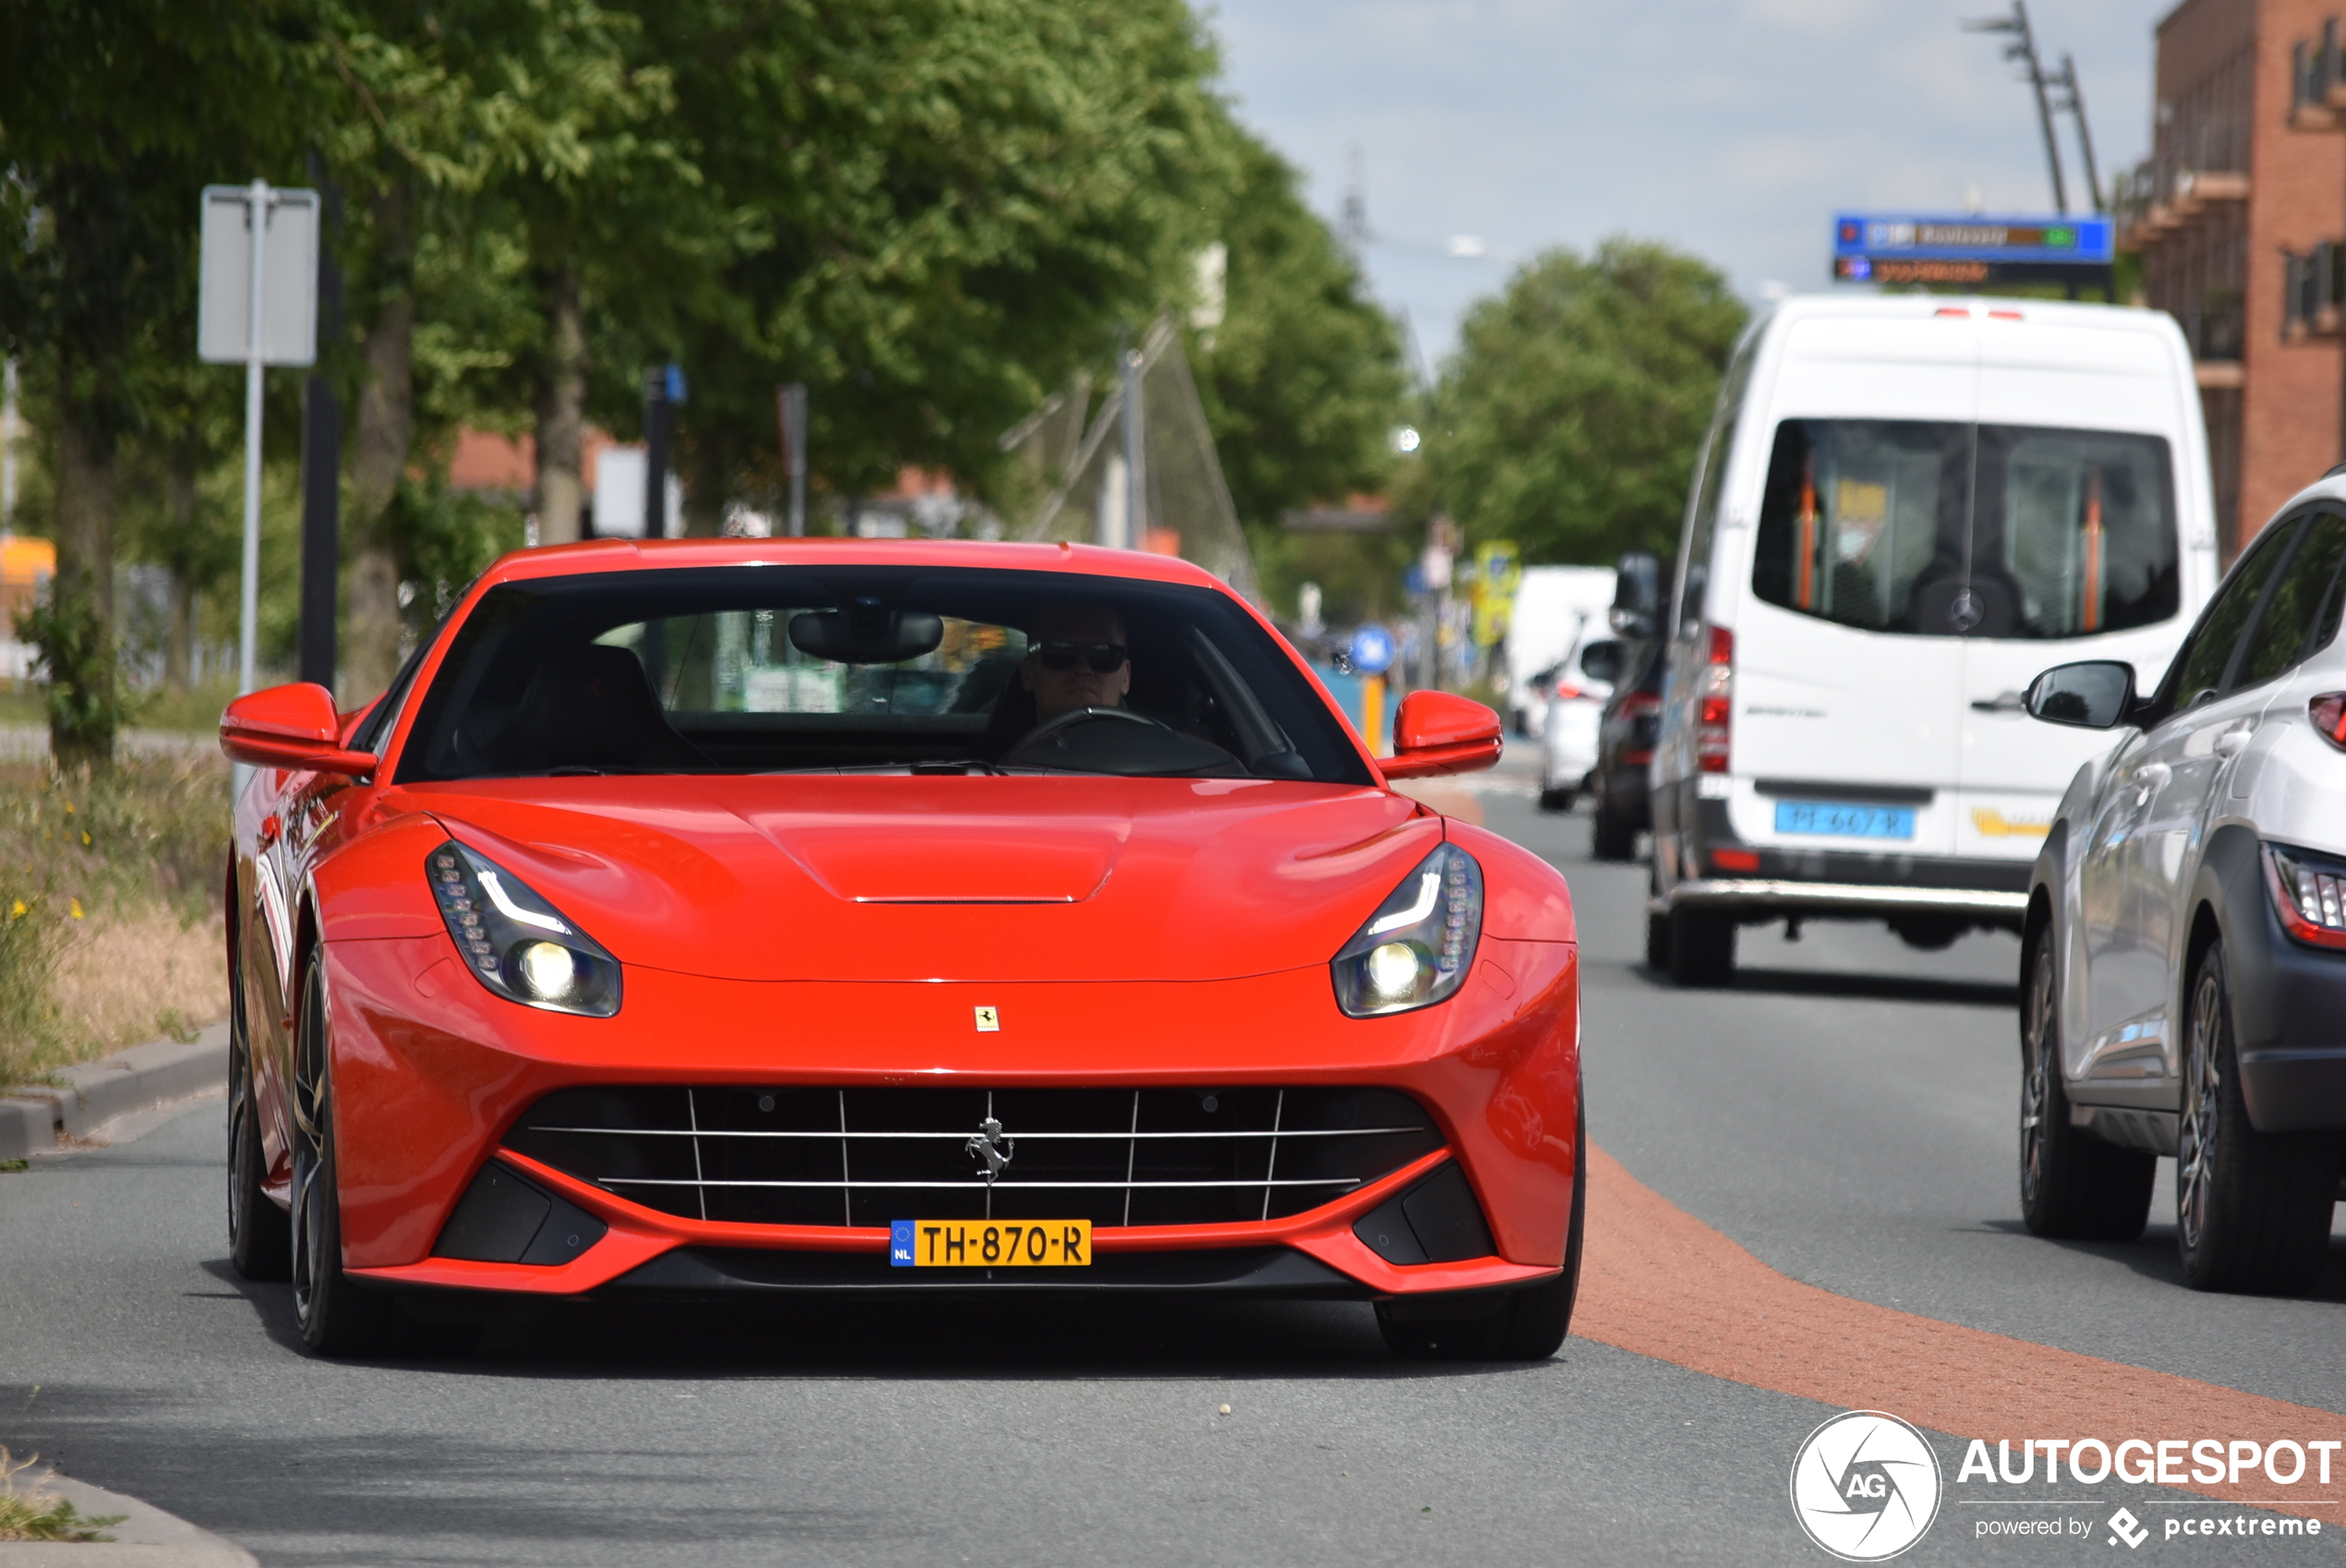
[2177,963,2221,1259]
[2020,943,2055,1209]
[288,965,332,1332]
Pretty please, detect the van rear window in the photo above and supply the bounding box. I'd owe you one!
[1751,419,2178,640]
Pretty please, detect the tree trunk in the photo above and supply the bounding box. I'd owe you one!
[345,183,416,702]
[534,264,587,546]
[48,396,117,769]
[163,452,197,691]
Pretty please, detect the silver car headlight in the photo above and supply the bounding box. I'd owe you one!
[1331,844,1483,1017]
[427,841,622,1017]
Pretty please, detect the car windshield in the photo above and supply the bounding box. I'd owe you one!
[394,565,1372,785]
[1751,419,2179,639]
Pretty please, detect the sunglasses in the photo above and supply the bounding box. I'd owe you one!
[1034,641,1129,673]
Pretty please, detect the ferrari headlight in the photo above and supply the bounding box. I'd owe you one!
[427,841,622,1017]
[1331,843,1483,1017]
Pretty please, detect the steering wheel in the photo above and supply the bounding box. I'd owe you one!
[1000,705,1169,764]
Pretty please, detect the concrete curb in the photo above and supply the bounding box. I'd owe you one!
[0,1024,230,1160]
[0,1471,256,1566]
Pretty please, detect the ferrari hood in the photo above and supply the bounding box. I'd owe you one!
[406,776,1440,983]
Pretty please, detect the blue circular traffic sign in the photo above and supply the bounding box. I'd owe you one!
[1349,624,1395,675]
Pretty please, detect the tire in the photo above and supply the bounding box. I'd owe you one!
[1590,802,1635,862]
[1644,909,1670,971]
[1377,1097,1584,1362]
[2017,929,2153,1241]
[226,966,290,1281]
[1666,907,1735,987]
[2177,940,2338,1294]
[289,957,421,1357]
[1538,789,1574,814]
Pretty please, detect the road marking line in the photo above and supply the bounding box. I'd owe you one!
[1576,1143,2342,1518]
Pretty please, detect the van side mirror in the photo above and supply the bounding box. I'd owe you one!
[220,682,379,776]
[1609,551,1662,639]
[1382,690,1502,778]
[2024,661,2137,730]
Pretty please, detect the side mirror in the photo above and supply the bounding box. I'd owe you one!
[220,682,379,776]
[1579,639,1626,685]
[1382,690,1502,779]
[2024,661,2137,730]
[1609,550,1663,639]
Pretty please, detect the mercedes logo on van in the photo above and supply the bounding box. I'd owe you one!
[1947,589,1984,633]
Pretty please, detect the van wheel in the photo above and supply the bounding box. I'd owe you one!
[1590,803,1635,862]
[2177,941,2336,1294]
[1644,910,1670,971]
[1666,908,1735,987]
[2017,931,2152,1240]
[1539,788,1574,814]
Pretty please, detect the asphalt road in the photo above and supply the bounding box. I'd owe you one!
[5,756,2342,1566]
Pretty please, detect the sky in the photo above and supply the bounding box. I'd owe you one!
[1205,0,2169,373]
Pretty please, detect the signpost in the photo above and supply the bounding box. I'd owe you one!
[1830,211,2114,289]
[200,183,319,774]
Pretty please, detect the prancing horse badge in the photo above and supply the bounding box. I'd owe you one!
[973,1007,999,1031]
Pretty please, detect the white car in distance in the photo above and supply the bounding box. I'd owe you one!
[1539,633,1627,812]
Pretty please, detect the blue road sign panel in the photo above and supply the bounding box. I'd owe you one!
[1832,212,2113,285]
[1349,625,1395,676]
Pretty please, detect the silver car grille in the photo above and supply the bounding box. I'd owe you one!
[502,1085,1445,1229]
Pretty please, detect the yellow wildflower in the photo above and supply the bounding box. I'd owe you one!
[68,899,83,920]
[7,899,23,919]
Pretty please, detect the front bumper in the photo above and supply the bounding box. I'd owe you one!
[322,935,1580,1300]
[1658,878,2028,920]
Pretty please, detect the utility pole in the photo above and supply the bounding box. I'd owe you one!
[2053,54,2105,213]
[1964,2,2070,214]
[643,365,680,540]
[777,382,807,537]
[1115,344,1144,550]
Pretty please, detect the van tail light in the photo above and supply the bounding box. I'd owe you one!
[1697,625,1734,775]
[2265,843,2346,949]
[2310,694,2346,750]
[1554,682,1584,702]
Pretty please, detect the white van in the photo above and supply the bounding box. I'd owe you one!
[1506,565,1618,734]
[1646,296,2220,984]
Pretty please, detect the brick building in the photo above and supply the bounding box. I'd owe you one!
[2121,0,2346,556]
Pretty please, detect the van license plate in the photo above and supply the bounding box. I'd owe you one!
[1774,801,1915,840]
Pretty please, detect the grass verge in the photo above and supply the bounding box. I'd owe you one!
[0,753,231,1087]
[0,1449,124,1542]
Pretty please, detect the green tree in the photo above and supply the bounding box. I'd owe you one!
[1427,238,1747,564]
[0,0,306,765]
[1191,135,1405,532]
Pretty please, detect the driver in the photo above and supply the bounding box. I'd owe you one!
[1019,605,1131,727]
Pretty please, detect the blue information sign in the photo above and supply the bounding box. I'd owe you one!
[1349,625,1395,676]
[1832,212,2113,285]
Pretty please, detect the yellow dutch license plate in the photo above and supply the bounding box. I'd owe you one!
[890,1219,1091,1268]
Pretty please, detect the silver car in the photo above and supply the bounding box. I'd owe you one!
[2020,475,2346,1293]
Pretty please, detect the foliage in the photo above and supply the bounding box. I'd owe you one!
[0,1448,122,1543]
[1426,239,1747,565]
[13,585,125,771]
[0,754,232,1084]
[1192,138,1406,531]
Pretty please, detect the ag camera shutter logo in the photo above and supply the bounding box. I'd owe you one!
[1790,1410,1942,1561]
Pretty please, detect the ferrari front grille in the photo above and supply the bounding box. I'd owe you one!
[502,1085,1445,1229]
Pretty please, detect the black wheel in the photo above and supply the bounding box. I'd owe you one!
[1644,910,1670,971]
[1590,802,1635,862]
[1538,788,1574,814]
[290,957,407,1357]
[2177,941,2337,1294]
[2017,928,2152,1241]
[1377,1098,1584,1362]
[1665,907,1735,987]
[226,964,290,1281]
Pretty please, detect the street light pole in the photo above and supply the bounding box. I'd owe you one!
[1964,2,2070,214]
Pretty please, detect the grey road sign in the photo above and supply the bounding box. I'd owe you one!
[199,185,319,367]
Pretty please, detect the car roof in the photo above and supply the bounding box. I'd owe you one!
[478,537,1238,595]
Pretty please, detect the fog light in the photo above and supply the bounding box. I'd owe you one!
[1366,941,1421,1000]
[517,940,579,1001]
